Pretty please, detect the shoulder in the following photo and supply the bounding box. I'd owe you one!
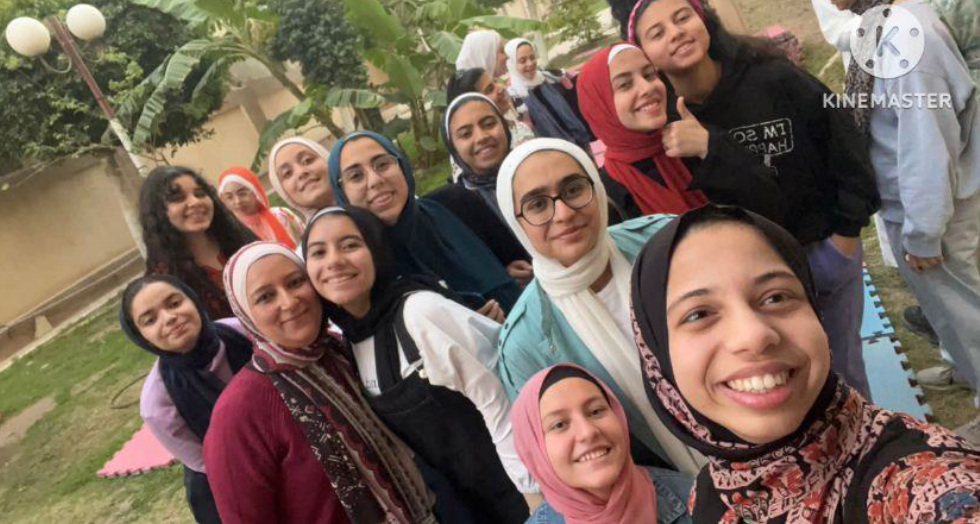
[214,317,246,336]
[212,367,278,420]
[139,360,168,416]
[609,214,675,255]
[866,448,980,521]
[499,283,547,350]
[525,501,565,524]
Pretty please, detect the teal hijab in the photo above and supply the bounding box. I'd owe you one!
[328,131,520,310]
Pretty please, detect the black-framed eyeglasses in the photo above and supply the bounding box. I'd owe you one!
[516,176,595,226]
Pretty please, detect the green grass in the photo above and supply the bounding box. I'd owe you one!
[0,300,192,523]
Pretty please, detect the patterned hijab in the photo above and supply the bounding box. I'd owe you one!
[512,364,657,524]
[843,0,892,136]
[630,204,980,523]
[223,241,435,524]
[577,44,708,215]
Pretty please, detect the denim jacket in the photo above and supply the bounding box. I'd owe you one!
[496,215,674,462]
[525,466,694,524]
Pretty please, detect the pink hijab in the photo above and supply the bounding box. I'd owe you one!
[512,364,656,524]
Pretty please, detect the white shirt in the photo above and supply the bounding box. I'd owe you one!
[350,291,538,493]
[594,279,633,344]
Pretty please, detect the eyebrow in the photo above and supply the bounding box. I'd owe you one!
[611,71,632,84]
[520,174,585,201]
[342,154,388,173]
[665,269,799,314]
[541,394,606,420]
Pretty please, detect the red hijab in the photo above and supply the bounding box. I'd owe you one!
[218,167,297,250]
[577,45,707,215]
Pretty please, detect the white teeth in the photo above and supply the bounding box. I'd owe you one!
[577,448,610,462]
[726,372,790,394]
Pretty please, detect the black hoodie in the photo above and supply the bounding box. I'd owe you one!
[669,52,881,245]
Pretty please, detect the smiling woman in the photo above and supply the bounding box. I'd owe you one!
[266,137,337,221]
[140,166,257,319]
[631,204,980,522]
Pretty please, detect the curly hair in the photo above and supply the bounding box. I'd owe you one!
[138,166,256,317]
[615,0,784,64]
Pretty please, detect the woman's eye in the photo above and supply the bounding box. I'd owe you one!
[615,81,630,91]
[301,156,314,166]
[280,170,292,180]
[548,420,568,432]
[255,292,271,304]
[681,308,711,324]
[340,241,362,252]
[308,248,324,259]
[288,277,306,289]
[762,292,791,306]
[589,406,607,417]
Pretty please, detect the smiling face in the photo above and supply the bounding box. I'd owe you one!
[475,73,513,113]
[220,181,261,216]
[664,223,830,444]
[634,0,711,74]
[274,143,334,210]
[245,255,323,349]
[449,100,508,176]
[305,214,376,319]
[515,43,538,79]
[338,138,409,226]
[512,151,601,267]
[166,175,215,234]
[131,282,202,354]
[609,47,668,132]
[539,377,628,501]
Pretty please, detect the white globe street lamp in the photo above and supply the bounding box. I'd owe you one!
[65,4,106,41]
[4,17,51,57]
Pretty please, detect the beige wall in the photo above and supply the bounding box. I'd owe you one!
[0,157,136,324]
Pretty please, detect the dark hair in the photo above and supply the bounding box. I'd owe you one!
[447,67,488,105]
[621,0,784,65]
[540,365,611,402]
[138,166,256,310]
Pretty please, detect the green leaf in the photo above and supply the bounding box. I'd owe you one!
[342,0,406,43]
[383,54,424,98]
[418,135,439,151]
[460,15,541,37]
[128,0,210,27]
[429,31,463,64]
[251,99,315,170]
[132,39,226,146]
[425,90,448,108]
[321,88,385,108]
[195,0,242,26]
[382,116,412,138]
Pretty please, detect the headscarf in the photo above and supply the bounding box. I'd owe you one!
[223,241,435,524]
[328,130,518,310]
[266,136,333,220]
[301,205,457,345]
[456,30,503,77]
[120,275,253,441]
[443,93,514,218]
[843,0,891,136]
[496,138,702,473]
[512,364,657,524]
[627,0,705,46]
[505,38,547,98]
[218,166,298,250]
[577,44,708,215]
[630,204,980,522]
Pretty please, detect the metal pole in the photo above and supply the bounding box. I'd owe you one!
[45,15,148,259]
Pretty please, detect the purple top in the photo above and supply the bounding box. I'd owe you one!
[138,318,245,473]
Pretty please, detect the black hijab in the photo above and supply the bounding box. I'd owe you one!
[301,205,460,346]
[120,275,253,440]
[629,204,980,523]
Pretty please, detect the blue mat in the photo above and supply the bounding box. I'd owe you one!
[859,269,932,421]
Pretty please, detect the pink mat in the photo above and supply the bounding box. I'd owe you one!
[97,424,175,478]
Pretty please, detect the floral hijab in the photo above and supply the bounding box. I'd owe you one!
[630,204,980,523]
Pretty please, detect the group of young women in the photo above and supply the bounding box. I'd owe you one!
[117,0,980,522]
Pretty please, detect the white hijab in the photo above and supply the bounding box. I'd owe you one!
[505,38,546,98]
[456,30,503,77]
[496,138,704,474]
[266,136,332,220]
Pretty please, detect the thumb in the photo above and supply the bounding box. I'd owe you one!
[677,97,696,121]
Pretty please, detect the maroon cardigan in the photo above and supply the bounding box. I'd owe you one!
[204,367,351,523]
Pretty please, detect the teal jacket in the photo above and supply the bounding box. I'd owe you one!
[496,214,673,462]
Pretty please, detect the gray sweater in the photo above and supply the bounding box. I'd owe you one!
[870,0,980,257]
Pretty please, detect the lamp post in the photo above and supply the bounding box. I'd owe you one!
[5,4,148,258]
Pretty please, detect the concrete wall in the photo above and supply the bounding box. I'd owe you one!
[0,156,136,324]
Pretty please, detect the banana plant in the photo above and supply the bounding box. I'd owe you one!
[342,0,540,164]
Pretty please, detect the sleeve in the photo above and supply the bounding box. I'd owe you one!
[888,71,959,256]
[687,124,788,225]
[495,305,556,401]
[425,185,530,265]
[403,293,539,493]
[866,450,980,522]
[810,0,861,52]
[140,370,206,473]
[204,377,283,523]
